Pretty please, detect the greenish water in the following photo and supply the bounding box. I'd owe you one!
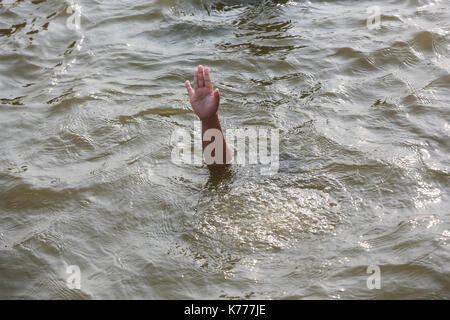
[0,0,449,299]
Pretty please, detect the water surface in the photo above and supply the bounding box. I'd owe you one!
[0,0,449,299]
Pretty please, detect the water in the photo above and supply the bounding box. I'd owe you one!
[0,0,449,299]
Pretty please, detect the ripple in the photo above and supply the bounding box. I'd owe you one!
[1,0,449,299]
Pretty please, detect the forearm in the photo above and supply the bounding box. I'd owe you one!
[202,114,232,167]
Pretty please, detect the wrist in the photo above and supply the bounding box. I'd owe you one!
[201,113,219,125]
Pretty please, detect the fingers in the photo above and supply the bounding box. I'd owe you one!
[185,80,194,98]
[197,65,204,88]
[192,65,212,92]
[204,67,212,91]
[194,69,198,90]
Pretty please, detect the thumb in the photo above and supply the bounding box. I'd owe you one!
[214,88,220,104]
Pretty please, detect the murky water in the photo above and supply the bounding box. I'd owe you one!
[0,0,449,299]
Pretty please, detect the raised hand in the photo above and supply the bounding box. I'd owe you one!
[185,65,220,121]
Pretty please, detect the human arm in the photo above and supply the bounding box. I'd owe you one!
[185,65,232,167]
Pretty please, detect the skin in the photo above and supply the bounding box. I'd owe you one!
[185,65,231,167]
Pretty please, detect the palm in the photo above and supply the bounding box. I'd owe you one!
[186,66,220,121]
[190,87,218,120]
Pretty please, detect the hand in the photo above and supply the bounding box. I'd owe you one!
[185,65,220,121]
